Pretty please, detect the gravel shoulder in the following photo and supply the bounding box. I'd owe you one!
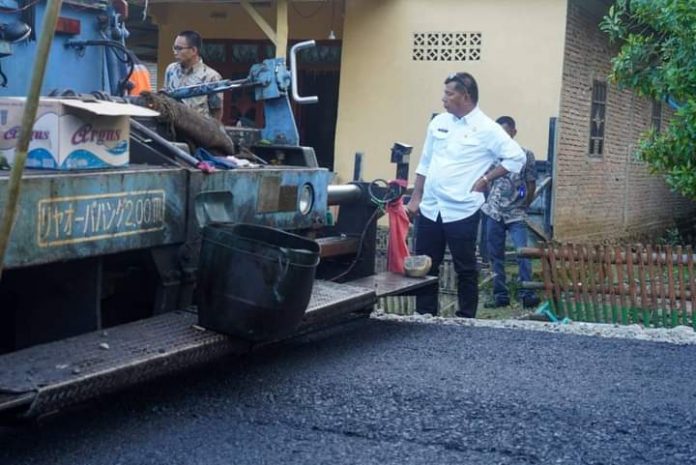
[374,311,696,345]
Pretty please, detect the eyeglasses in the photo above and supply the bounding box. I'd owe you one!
[172,46,192,52]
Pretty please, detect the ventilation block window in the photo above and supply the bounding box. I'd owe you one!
[588,80,607,156]
[652,100,662,133]
[412,32,482,62]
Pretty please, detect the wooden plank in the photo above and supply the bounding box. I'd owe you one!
[547,246,563,317]
[605,246,617,323]
[540,247,554,311]
[562,245,573,318]
[615,245,627,324]
[660,246,666,326]
[568,244,583,321]
[586,245,600,322]
[688,246,696,329]
[658,245,668,327]
[648,244,658,325]
[659,244,666,326]
[646,244,656,313]
[666,245,677,327]
[676,246,685,326]
[626,246,638,323]
[582,245,594,321]
[563,244,582,320]
[578,245,592,321]
[638,245,650,324]
[552,245,564,317]
[275,0,288,58]
[596,245,607,322]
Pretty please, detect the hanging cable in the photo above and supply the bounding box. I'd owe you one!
[329,180,403,282]
[0,0,41,13]
[65,39,136,96]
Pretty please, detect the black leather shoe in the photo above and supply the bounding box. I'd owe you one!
[483,298,509,308]
[522,295,541,309]
[454,310,476,318]
[0,22,31,43]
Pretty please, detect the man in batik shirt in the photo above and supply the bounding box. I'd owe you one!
[481,116,539,309]
[164,30,223,121]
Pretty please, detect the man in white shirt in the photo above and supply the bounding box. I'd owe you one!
[406,72,526,317]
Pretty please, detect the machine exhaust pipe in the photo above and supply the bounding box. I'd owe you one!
[327,184,363,205]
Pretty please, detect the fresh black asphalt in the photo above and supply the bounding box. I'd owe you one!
[1,318,695,465]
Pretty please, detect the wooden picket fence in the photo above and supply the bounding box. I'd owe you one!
[527,244,696,328]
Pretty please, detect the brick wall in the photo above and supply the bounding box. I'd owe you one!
[553,0,696,242]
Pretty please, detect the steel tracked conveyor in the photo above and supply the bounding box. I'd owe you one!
[0,274,435,419]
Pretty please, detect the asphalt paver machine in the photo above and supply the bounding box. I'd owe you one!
[0,0,434,419]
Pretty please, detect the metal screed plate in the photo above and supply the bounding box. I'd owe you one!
[0,273,434,417]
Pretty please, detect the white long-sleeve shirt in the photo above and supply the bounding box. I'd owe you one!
[415,107,526,223]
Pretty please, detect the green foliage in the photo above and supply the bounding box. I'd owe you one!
[657,226,683,246]
[600,0,696,198]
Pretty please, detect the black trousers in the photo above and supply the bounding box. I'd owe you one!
[414,211,480,317]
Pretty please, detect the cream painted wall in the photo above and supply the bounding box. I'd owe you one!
[334,0,568,184]
[149,2,342,88]
[147,0,566,184]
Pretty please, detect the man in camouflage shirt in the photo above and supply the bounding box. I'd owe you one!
[481,116,539,308]
[164,30,223,121]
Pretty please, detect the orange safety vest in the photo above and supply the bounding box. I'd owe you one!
[129,63,152,96]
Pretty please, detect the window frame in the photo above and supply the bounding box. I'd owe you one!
[588,79,607,157]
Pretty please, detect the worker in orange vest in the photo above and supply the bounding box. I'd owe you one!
[128,56,152,96]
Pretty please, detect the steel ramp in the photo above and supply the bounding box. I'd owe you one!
[349,273,437,297]
[0,273,434,418]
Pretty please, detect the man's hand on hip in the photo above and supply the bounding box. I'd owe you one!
[471,177,489,193]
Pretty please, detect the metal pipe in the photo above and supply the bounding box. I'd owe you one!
[65,39,135,96]
[163,78,251,100]
[520,281,546,290]
[289,41,318,104]
[534,176,552,198]
[130,119,200,167]
[521,280,695,302]
[518,247,696,265]
[0,0,64,281]
[327,184,363,205]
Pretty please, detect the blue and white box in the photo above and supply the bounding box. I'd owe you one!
[0,97,158,170]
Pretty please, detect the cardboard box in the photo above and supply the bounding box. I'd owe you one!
[0,97,158,170]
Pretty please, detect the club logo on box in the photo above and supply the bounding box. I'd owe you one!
[3,126,51,141]
[71,124,122,145]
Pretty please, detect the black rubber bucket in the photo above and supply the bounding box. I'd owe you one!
[197,223,320,341]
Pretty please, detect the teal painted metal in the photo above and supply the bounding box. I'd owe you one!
[193,167,332,231]
[166,58,299,145]
[0,165,333,269]
[0,1,117,97]
[0,0,341,362]
[0,166,188,268]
